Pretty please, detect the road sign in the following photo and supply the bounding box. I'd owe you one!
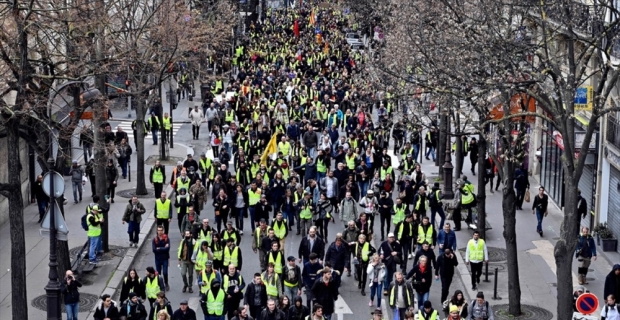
[42,171,65,198]
[572,312,597,320]
[575,293,599,315]
[574,86,593,111]
[40,200,69,241]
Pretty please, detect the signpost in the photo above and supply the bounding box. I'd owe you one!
[575,293,599,315]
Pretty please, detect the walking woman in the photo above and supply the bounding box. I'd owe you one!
[213,188,231,232]
[445,290,468,319]
[120,268,145,303]
[210,125,221,158]
[531,186,548,237]
[406,255,433,310]
[105,159,119,203]
[354,234,376,296]
[366,253,386,308]
[232,184,248,233]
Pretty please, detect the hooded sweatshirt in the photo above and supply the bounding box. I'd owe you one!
[287,296,310,320]
[604,264,620,301]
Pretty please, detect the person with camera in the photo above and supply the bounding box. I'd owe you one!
[123,196,146,248]
[61,270,82,320]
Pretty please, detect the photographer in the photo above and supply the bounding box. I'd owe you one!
[61,270,82,320]
[122,196,146,248]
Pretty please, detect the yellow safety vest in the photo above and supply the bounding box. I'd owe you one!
[397,222,412,239]
[223,246,239,267]
[176,177,190,192]
[206,289,225,315]
[225,110,235,122]
[195,250,210,271]
[152,167,164,183]
[212,243,223,261]
[416,310,438,320]
[380,167,393,180]
[163,117,172,130]
[222,230,238,244]
[198,229,212,245]
[415,195,429,211]
[389,283,412,307]
[248,189,262,206]
[200,271,217,294]
[145,276,160,299]
[392,205,406,224]
[467,239,485,261]
[272,221,287,239]
[87,213,102,237]
[262,273,280,296]
[268,252,284,274]
[356,242,371,262]
[417,225,433,244]
[279,142,291,156]
[299,200,313,219]
[346,155,356,170]
[461,189,474,205]
[155,199,171,219]
[199,158,211,174]
[317,159,326,173]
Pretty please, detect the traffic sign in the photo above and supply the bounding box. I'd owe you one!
[40,200,69,241]
[575,293,599,315]
[42,171,65,198]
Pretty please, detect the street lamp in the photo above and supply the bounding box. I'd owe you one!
[44,156,61,320]
[442,108,454,200]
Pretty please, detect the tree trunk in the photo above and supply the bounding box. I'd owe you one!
[477,135,487,240]
[454,137,462,180]
[501,153,521,316]
[7,122,28,320]
[555,177,581,320]
[135,97,148,195]
[437,111,447,174]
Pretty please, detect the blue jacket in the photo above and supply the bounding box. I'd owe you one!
[302,261,324,288]
[152,235,170,261]
[575,234,597,258]
[328,128,339,144]
[287,124,300,141]
[437,229,457,251]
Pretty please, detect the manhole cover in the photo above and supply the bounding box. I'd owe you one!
[116,188,155,199]
[459,247,507,262]
[493,304,554,320]
[145,155,185,166]
[32,293,99,312]
[70,245,128,262]
[487,264,507,272]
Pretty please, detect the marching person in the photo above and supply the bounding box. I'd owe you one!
[177,230,196,293]
[575,227,597,285]
[152,226,171,292]
[120,268,145,303]
[465,231,488,291]
[144,266,166,307]
[120,292,148,320]
[123,196,146,247]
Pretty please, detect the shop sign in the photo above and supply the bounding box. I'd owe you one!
[574,86,593,111]
[553,130,564,150]
[575,131,598,151]
[606,146,620,170]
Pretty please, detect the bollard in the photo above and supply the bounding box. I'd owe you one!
[483,262,490,282]
[492,267,502,300]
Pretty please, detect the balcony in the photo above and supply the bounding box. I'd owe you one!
[525,0,595,36]
[607,114,620,150]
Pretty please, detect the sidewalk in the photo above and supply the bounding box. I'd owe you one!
[418,153,620,319]
[0,97,197,319]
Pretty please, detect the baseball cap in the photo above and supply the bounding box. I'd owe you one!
[387,232,395,238]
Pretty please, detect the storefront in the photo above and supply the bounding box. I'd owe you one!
[602,145,620,251]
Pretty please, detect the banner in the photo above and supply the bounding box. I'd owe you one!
[260,133,278,165]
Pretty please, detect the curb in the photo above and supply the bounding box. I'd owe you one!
[86,183,174,319]
[454,246,474,302]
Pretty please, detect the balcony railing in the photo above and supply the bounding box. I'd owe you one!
[525,0,595,35]
[607,115,620,150]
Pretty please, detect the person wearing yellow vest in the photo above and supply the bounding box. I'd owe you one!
[143,266,166,307]
[354,234,376,296]
[271,212,289,253]
[162,112,172,143]
[155,192,172,235]
[417,300,439,320]
[282,256,302,300]
[454,179,475,231]
[177,230,197,293]
[197,260,222,295]
[247,182,262,230]
[223,238,243,271]
[412,187,429,217]
[261,263,282,302]
[87,205,103,264]
[417,216,437,251]
[465,231,488,291]
[147,289,172,320]
[147,112,161,145]
[149,160,166,200]
[191,239,213,279]
[387,271,415,320]
[175,170,191,195]
[278,136,292,160]
[395,214,415,265]
[222,264,246,320]
[391,197,409,225]
[265,241,285,277]
[252,219,271,271]
[200,279,226,320]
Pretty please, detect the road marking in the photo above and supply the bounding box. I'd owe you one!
[334,297,353,320]
[526,240,580,287]
[114,120,183,139]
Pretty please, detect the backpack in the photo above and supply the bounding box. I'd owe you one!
[470,300,489,319]
[81,213,89,231]
[429,189,442,207]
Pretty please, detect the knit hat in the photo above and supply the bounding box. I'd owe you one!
[449,305,459,313]
[128,292,137,299]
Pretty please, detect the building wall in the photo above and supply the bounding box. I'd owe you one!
[0,137,31,227]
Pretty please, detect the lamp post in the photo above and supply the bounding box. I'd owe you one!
[442,110,454,200]
[44,158,61,320]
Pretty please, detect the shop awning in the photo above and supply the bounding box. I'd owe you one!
[488,93,537,122]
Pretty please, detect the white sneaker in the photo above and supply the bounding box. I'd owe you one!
[239,231,244,235]
[408,253,413,259]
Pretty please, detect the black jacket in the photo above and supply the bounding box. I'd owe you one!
[60,278,82,304]
[435,252,458,279]
[379,240,402,269]
[325,242,350,271]
[171,307,198,320]
[287,297,310,320]
[120,276,146,302]
[119,300,147,320]
[244,281,268,307]
[311,279,339,315]
[413,248,437,269]
[148,299,173,320]
[298,235,326,261]
[604,264,620,300]
[260,308,286,320]
[406,263,433,293]
[94,301,120,320]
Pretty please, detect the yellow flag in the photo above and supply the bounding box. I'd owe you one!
[260,132,278,165]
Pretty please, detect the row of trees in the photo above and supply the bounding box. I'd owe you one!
[358,0,619,319]
[0,0,235,318]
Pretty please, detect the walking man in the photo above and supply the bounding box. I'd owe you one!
[152,225,171,291]
[189,105,204,140]
[87,205,103,265]
[32,175,49,223]
[155,192,172,234]
[150,161,166,200]
[178,230,196,293]
[575,227,597,285]
[122,196,145,247]
[435,248,458,302]
[465,231,488,290]
[69,159,84,204]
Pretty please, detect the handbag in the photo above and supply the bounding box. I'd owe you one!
[524,188,531,203]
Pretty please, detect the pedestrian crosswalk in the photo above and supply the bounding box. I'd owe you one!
[115,120,184,140]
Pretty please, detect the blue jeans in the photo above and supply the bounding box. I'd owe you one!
[430,206,446,229]
[359,181,369,198]
[384,267,394,290]
[72,181,82,203]
[128,221,140,243]
[205,316,225,320]
[65,301,79,320]
[234,207,246,231]
[307,147,316,159]
[316,171,326,182]
[89,236,100,263]
[417,291,430,310]
[119,158,128,178]
[37,199,48,219]
[284,285,298,301]
[413,144,420,161]
[282,210,293,228]
[425,146,436,161]
[324,314,332,320]
[249,207,256,230]
[152,129,159,144]
[370,282,383,307]
[224,143,232,157]
[83,144,92,160]
[535,208,544,233]
[155,259,169,277]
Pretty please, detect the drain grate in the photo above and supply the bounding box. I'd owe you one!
[493,304,554,320]
[116,188,155,199]
[70,245,128,262]
[31,293,99,313]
